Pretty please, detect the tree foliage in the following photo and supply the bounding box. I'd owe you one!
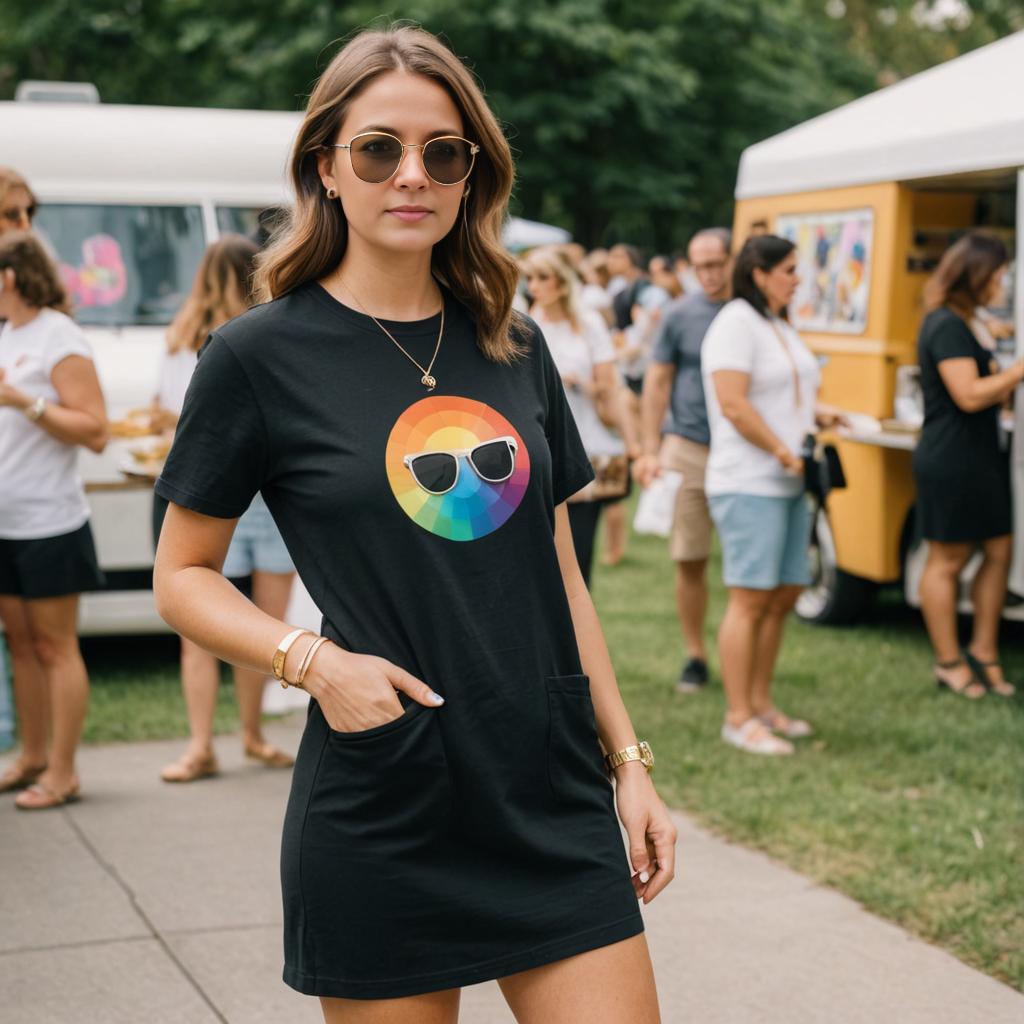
[1,0,1020,249]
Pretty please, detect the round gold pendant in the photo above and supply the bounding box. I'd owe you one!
[421,374,437,389]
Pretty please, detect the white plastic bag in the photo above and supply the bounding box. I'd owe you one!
[632,470,684,537]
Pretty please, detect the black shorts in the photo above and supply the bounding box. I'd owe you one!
[0,523,106,600]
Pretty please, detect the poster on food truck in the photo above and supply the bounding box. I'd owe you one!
[777,209,873,333]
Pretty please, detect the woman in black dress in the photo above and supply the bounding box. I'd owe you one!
[153,26,675,1024]
[913,232,1024,699]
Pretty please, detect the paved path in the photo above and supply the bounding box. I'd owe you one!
[1,716,1020,1023]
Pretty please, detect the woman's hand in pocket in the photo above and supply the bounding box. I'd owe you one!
[302,643,444,733]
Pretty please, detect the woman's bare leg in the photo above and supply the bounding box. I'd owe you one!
[320,989,460,1024]
[968,534,1014,692]
[0,595,50,770]
[235,570,295,747]
[23,595,88,793]
[717,587,772,726]
[918,540,976,690]
[602,501,628,566]
[749,584,802,715]
[177,637,221,758]
[498,934,659,1024]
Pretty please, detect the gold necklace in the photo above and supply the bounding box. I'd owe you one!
[340,278,444,390]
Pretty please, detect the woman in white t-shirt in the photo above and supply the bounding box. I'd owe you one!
[523,246,636,585]
[702,235,844,756]
[0,231,108,808]
[152,236,298,783]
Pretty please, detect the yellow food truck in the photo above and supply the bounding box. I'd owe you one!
[732,31,1023,623]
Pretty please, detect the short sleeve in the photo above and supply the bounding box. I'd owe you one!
[928,314,977,364]
[582,312,616,364]
[154,333,267,518]
[651,309,681,366]
[44,318,92,375]
[702,303,755,374]
[535,325,594,505]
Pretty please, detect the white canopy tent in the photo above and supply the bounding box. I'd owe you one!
[736,30,1024,198]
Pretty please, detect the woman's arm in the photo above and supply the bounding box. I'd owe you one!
[553,503,677,903]
[0,355,108,453]
[712,369,803,473]
[937,356,1024,413]
[154,503,442,731]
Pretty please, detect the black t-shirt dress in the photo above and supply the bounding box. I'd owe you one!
[155,282,643,1000]
[912,307,1012,543]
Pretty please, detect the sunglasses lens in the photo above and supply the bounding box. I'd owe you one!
[409,452,458,494]
[350,133,404,183]
[423,138,474,185]
[470,440,515,482]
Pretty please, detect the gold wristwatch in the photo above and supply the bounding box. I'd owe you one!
[605,741,655,774]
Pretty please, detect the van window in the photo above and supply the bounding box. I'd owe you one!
[216,205,286,246]
[34,204,206,327]
[216,206,263,237]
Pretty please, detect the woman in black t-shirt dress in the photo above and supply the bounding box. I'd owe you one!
[912,233,1024,700]
[153,26,675,1024]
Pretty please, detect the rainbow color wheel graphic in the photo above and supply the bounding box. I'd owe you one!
[386,396,530,541]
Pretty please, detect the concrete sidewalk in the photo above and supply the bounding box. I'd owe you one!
[1,715,1020,1024]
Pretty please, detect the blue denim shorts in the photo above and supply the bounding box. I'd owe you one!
[709,492,812,590]
[222,497,295,577]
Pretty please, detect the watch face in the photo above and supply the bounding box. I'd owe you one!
[639,741,654,769]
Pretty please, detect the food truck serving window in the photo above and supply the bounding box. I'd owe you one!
[34,204,206,328]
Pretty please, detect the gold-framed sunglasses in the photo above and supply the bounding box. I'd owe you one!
[404,436,518,495]
[330,132,480,186]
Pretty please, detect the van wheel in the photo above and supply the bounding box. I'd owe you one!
[796,505,876,624]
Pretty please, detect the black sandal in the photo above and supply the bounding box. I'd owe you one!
[963,649,1016,698]
[934,659,986,699]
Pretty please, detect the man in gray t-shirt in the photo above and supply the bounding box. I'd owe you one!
[634,228,732,692]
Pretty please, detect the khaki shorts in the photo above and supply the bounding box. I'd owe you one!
[659,434,713,562]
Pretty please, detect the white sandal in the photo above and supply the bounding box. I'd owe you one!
[721,718,795,756]
[758,709,813,739]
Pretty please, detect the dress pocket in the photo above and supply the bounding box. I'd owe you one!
[310,700,450,856]
[545,674,611,805]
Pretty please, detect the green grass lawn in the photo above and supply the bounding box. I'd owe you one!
[29,513,1023,990]
[591,516,1023,991]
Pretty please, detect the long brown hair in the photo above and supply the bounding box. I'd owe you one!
[924,232,1007,319]
[167,235,258,353]
[0,230,71,314]
[254,26,526,363]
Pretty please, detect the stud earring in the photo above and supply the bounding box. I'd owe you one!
[326,186,338,199]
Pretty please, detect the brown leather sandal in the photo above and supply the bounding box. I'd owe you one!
[0,761,48,793]
[15,779,81,811]
[160,751,219,783]
[244,741,295,769]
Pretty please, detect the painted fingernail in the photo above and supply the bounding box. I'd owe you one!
[639,870,650,884]
[428,692,445,705]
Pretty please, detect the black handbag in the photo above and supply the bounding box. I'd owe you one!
[801,434,846,504]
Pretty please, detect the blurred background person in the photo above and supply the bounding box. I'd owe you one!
[578,249,614,325]
[672,249,702,295]
[524,246,636,585]
[606,244,671,565]
[634,228,733,693]
[703,235,843,755]
[0,168,36,236]
[0,231,108,808]
[914,232,1023,699]
[0,167,40,753]
[152,235,298,782]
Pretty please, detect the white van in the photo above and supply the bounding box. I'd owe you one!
[2,96,305,634]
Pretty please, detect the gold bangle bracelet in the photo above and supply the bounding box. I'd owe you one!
[295,636,330,689]
[272,628,313,682]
